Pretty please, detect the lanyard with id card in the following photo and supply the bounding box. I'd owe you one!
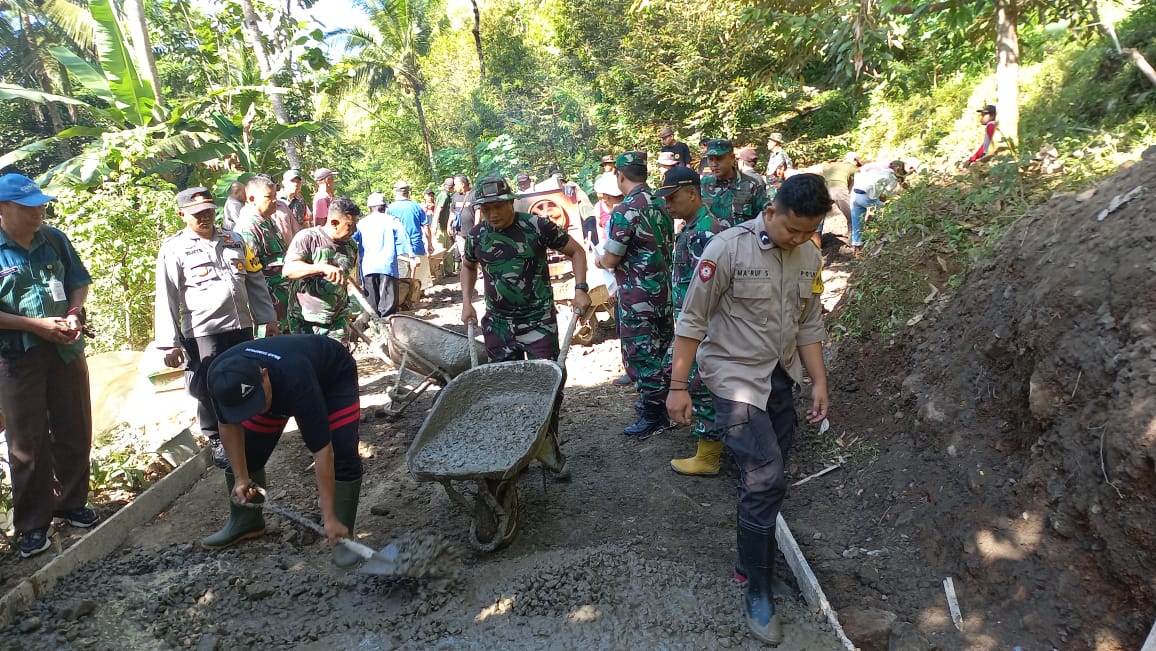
[45,263,67,302]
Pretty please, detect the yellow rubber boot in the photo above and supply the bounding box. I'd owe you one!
[670,440,724,476]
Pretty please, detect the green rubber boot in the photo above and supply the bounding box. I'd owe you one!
[201,469,267,550]
[332,479,362,569]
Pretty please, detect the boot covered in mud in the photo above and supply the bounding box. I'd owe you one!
[202,469,267,550]
[670,439,724,476]
[737,520,783,645]
[332,479,362,569]
[623,401,669,439]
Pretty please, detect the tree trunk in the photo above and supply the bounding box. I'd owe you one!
[20,12,70,157]
[471,0,484,81]
[238,0,302,169]
[122,0,163,108]
[995,0,1019,148]
[412,86,436,177]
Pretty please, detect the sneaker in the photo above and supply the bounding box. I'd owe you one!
[209,437,230,469]
[54,507,100,528]
[20,528,51,559]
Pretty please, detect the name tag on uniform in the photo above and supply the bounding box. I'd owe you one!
[49,279,67,301]
[0,266,17,278]
[734,268,771,279]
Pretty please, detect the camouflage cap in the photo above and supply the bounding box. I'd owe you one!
[705,139,734,156]
[472,175,516,206]
[615,151,647,170]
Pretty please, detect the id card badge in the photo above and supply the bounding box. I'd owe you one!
[48,279,67,302]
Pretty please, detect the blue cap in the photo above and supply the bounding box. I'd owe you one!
[0,174,55,206]
[207,354,266,424]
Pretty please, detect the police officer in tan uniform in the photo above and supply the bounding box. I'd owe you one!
[155,187,278,468]
[667,173,831,646]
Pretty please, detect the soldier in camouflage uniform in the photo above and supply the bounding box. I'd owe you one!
[282,197,361,342]
[595,152,675,439]
[462,176,590,479]
[233,176,289,333]
[701,138,770,228]
[461,176,590,361]
[653,166,727,474]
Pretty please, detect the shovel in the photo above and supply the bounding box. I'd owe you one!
[235,486,401,576]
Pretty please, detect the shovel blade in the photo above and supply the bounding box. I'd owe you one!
[355,542,401,576]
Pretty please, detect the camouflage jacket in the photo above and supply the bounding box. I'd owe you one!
[701,169,769,228]
[604,184,673,318]
[233,204,288,287]
[672,205,719,313]
[285,227,358,326]
[465,212,570,321]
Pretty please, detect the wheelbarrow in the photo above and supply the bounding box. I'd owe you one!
[378,314,488,419]
[552,278,613,346]
[406,312,578,552]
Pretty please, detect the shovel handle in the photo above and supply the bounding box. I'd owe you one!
[234,486,374,560]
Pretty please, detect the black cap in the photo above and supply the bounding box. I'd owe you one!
[977,104,997,115]
[176,187,216,214]
[207,355,266,424]
[655,166,701,198]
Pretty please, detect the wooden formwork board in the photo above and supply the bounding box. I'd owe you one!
[777,513,859,651]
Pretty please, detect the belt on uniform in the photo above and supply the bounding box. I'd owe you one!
[853,189,867,194]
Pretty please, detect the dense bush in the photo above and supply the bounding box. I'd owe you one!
[50,176,181,353]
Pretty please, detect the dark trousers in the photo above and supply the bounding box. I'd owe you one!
[363,273,400,318]
[713,365,796,529]
[182,329,254,440]
[0,345,92,532]
[236,360,363,482]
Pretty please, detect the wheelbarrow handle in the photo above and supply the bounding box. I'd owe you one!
[556,308,580,368]
[234,486,376,561]
[467,322,479,368]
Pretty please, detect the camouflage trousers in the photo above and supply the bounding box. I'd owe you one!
[662,339,719,441]
[619,309,672,406]
[482,312,564,440]
[262,281,291,336]
[288,311,350,343]
[482,313,560,362]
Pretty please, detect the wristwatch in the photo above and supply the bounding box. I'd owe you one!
[574,282,589,292]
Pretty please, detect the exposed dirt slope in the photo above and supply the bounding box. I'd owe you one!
[793,148,1156,650]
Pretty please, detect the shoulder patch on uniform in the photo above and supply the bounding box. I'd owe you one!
[698,260,716,282]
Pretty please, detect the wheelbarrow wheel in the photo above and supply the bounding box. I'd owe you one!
[470,480,518,552]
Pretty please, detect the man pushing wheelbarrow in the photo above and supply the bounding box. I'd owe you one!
[460,174,591,470]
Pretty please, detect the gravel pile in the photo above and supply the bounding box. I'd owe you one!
[411,394,544,475]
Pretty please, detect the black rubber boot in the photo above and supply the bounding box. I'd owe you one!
[202,469,267,549]
[737,520,783,645]
[332,479,362,569]
[623,402,669,439]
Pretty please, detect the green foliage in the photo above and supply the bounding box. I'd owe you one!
[51,176,181,352]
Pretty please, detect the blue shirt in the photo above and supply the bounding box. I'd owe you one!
[0,225,93,361]
[386,198,429,255]
[355,210,412,277]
